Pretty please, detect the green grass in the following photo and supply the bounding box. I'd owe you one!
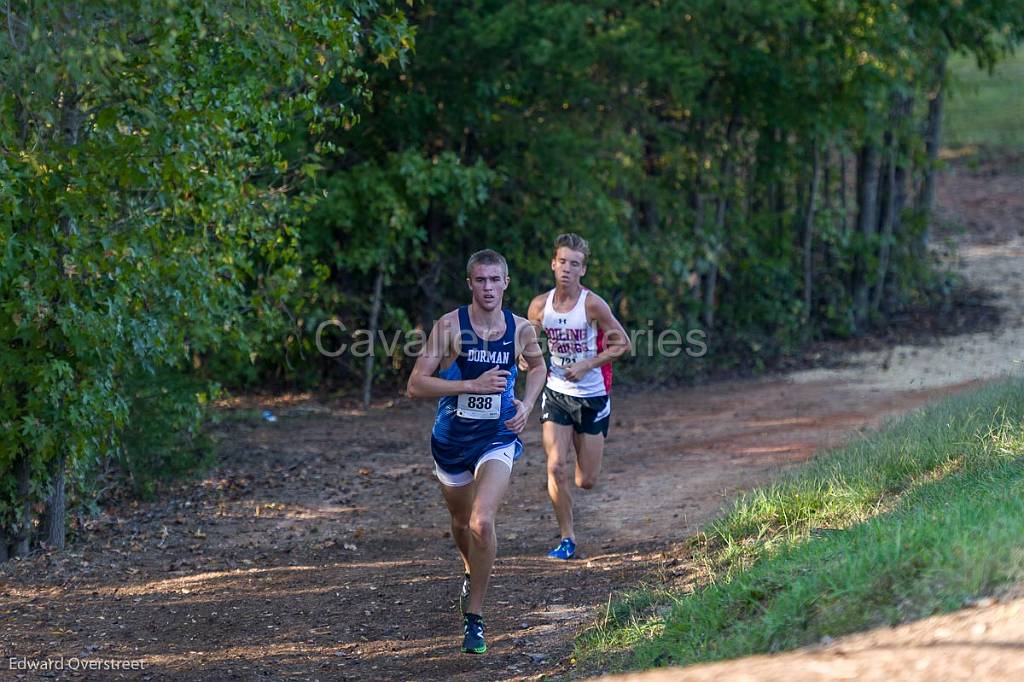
[576,380,1024,673]
[945,50,1024,150]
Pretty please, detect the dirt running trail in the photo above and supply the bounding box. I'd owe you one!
[2,160,1022,682]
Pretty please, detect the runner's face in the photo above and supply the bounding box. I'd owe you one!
[551,247,587,287]
[466,263,508,311]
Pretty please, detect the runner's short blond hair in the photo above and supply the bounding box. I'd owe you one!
[554,233,590,263]
[466,249,509,278]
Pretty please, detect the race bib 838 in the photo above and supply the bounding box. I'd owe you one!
[456,393,500,420]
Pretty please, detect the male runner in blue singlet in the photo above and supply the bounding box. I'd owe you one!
[526,234,631,560]
[407,249,546,654]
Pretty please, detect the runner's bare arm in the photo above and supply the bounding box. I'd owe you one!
[519,321,547,406]
[518,293,548,372]
[505,319,547,433]
[588,294,631,366]
[563,294,630,382]
[406,314,508,399]
[526,293,546,333]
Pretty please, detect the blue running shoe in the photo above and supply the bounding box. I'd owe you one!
[461,613,486,654]
[547,537,576,560]
[459,572,470,615]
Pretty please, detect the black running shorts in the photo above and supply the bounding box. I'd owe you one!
[539,386,610,437]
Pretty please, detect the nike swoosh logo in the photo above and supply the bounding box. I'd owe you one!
[502,340,513,346]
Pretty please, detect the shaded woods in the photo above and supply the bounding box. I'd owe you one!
[296,1,1023,386]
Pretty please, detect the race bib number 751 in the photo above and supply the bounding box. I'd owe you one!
[456,393,500,420]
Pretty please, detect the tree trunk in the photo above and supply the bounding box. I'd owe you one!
[770,127,785,235]
[701,191,729,332]
[803,140,821,321]
[822,147,835,277]
[32,90,81,555]
[872,143,897,315]
[885,160,910,314]
[0,529,8,563]
[774,180,787,236]
[854,142,881,330]
[796,174,805,238]
[839,149,848,234]
[362,262,386,410]
[640,196,659,232]
[41,453,67,549]
[13,451,32,557]
[704,141,735,332]
[917,55,947,252]
[702,265,718,330]
[418,261,442,332]
[418,203,444,331]
[703,185,722,331]
[692,187,705,306]
[893,163,909,238]
[823,147,832,215]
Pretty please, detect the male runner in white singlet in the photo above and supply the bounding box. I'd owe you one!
[526,234,630,560]
[407,249,546,654]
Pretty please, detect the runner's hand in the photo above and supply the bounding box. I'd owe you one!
[504,399,531,433]
[470,365,509,394]
[563,360,591,382]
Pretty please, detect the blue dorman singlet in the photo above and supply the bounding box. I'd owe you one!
[432,306,518,446]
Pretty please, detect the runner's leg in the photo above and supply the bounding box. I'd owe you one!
[440,480,474,575]
[464,459,512,615]
[544,421,576,540]
[573,431,605,490]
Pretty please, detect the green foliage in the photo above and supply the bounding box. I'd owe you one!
[3,0,1022,554]
[577,380,1024,671]
[116,370,218,500]
[266,0,1024,391]
[0,1,411,550]
[311,150,494,275]
[946,50,1024,150]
